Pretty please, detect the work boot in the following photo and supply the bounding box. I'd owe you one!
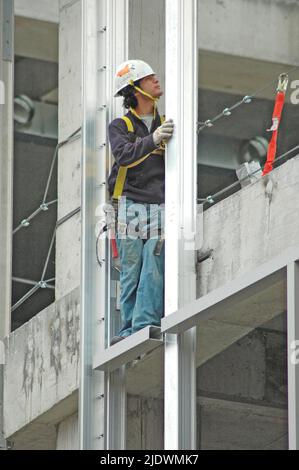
[110,336,125,346]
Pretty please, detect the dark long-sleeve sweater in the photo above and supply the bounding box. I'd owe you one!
[108,110,165,204]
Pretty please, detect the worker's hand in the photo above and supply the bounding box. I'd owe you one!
[153,119,174,146]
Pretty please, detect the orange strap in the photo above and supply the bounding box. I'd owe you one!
[263,92,286,176]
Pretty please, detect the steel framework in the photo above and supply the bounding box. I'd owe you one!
[164,0,198,450]
[79,0,128,450]
[80,0,298,451]
[80,0,199,450]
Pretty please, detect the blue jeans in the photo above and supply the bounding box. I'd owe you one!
[116,198,165,337]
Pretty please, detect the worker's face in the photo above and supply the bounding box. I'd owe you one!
[139,74,163,98]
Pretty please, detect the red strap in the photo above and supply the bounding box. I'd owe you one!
[111,238,118,259]
[262,92,286,176]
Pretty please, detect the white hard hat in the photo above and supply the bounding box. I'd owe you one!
[114,60,155,97]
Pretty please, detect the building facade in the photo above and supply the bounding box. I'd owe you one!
[1,0,299,450]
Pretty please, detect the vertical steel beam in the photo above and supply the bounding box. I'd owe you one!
[0,0,14,338]
[0,340,5,449]
[80,0,105,450]
[165,0,198,450]
[80,0,128,450]
[105,366,126,449]
[105,0,128,451]
[287,261,299,450]
[0,362,5,450]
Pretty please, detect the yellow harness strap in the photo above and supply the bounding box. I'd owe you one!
[122,116,134,133]
[112,115,165,200]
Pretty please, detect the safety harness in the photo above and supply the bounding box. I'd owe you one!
[112,113,165,200]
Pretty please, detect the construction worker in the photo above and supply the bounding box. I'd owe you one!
[108,60,174,345]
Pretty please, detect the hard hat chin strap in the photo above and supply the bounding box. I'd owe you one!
[129,80,158,105]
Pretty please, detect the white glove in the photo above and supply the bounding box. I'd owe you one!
[153,119,174,146]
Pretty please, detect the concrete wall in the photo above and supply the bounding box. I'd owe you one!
[198,396,288,450]
[198,155,299,296]
[129,0,165,112]
[127,395,164,450]
[15,0,59,23]
[198,0,299,66]
[56,413,79,450]
[197,324,288,450]
[15,17,59,63]
[198,327,287,403]
[56,0,82,301]
[57,396,164,450]
[4,288,79,442]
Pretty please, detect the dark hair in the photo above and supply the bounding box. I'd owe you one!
[120,80,141,109]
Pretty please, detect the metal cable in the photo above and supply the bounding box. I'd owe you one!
[41,229,56,281]
[199,144,299,206]
[13,200,58,235]
[56,207,81,228]
[197,65,299,133]
[12,276,56,288]
[43,147,59,205]
[13,207,43,235]
[43,128,82,204]
[11,284,40,312]
[12,277,39,287]
[12,128,82,313]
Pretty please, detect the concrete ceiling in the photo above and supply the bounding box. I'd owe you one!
[15,16,58,63]
[199,50,298,103]
[14,0,59,24]
[126,269,287,400]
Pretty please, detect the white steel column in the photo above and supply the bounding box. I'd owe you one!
[80,0,128,450]
[0,0,14,338]
[80,0,106,449]
[165,0,198,449]
[105,0,128,451]
[287,261,299,450]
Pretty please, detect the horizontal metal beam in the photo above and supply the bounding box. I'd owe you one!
[162,246,299,335]
[94,327,163,372]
